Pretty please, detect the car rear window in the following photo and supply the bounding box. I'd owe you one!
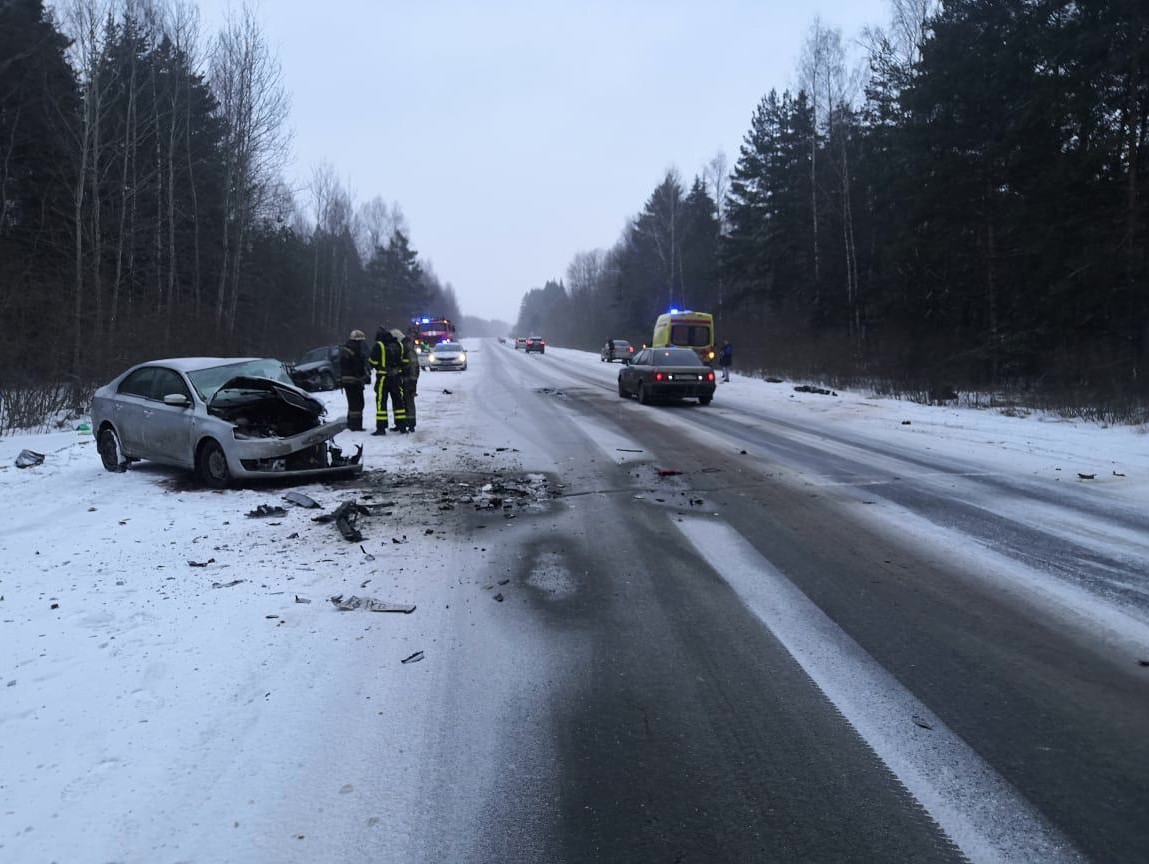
[654,349,703,365]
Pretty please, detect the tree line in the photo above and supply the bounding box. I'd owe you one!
[517,0,1149,411]
[0,0,459,425]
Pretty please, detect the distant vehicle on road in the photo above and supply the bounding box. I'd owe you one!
[618,347,715,406]
[514,336,527,350]
[91,358,362,488]
[652,309,716,365]
[427,341,468,371]
[601,339,634,363]
[288,345,342,391]
[524,336,546,354]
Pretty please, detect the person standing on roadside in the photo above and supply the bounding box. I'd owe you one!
[368,326,393,435]
[720,339,733,383]
[339,330,369,431]
[397,330,420,432]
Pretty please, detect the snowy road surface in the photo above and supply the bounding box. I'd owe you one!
[2,340,1148,863]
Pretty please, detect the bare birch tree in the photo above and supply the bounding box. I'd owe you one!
[209,5,289,337]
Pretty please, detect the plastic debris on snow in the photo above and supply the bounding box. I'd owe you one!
[328,594,415,614]
[246,504,287,518]
[401,651,424,664]
[282,491,321,509]
[15,450,46,469]
[793,385,837,397]
[312,501,370,542]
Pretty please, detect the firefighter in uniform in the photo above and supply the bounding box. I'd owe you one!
[339,330,369,431]
[396,329,420,432]
[369,327,407,435]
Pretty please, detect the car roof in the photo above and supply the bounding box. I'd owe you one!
[135,357,267,373]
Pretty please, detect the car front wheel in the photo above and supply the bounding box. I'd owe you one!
[196,438,231,489]
[98,426,127,473]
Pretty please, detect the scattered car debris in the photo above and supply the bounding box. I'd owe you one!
[656,468,683,477]
[424,528,434,535]
[901,420,912,426]
[211,579,245,589]
[497,579,510,586]
[359,544,375,561]
[247,504,287,518]
[793,385,837,396]
[765,376,783,383]
[50,601,59,610]
[1114,471,1126,477]
[911,714,934,730]
[401,651,425,664]
[329,594,415,614]
[313,501,370,542]
[265,615,279,620]
[294,595,311,604]
[616,448,644,453]
[1138,659,1149,667]
[367,599,416,613]
[442,389,453,395]
[187,558,216,568]
[740,449,748,455]
[391,537,407,544]
[15,450,46,469]
[1077,473,1096,480]
[493,593,505,602]
[283,491,321,509]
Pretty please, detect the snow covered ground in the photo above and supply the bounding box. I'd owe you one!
[2,339,1147,862]
[0,343,566,863]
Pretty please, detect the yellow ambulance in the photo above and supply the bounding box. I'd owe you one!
[651,309,716,365]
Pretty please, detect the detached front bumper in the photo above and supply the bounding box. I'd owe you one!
[225,419,364,479]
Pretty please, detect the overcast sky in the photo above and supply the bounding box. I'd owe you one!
[193,0,891,323]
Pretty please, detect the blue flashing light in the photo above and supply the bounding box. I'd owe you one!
[420,317,430,324]
[669,307,680,314]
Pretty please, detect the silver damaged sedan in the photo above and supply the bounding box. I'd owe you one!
[91,357,363,488]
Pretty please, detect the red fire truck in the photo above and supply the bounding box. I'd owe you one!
[409,316,456,349]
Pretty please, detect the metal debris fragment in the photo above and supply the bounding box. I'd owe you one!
[401,651,425,664]
[187,558,216,568]
[211,579,245,589]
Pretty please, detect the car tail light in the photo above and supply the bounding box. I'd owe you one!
[707,371,715,381]
[628,346,634,353]
[655,372,664,382]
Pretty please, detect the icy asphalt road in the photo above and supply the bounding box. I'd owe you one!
[3,340,1148,863]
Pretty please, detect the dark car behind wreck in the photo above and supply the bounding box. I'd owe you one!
[91,357,362,488]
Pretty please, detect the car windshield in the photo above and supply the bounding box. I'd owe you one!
[437,342,462,351]
[652,349,703,366]
[186,359,294,401]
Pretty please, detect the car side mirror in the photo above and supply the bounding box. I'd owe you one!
[163,393,190,407]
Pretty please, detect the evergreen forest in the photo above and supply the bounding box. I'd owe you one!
[515,1,1149,415]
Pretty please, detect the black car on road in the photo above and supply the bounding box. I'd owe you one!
[524,336,546,354]
[618,347,716,405]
